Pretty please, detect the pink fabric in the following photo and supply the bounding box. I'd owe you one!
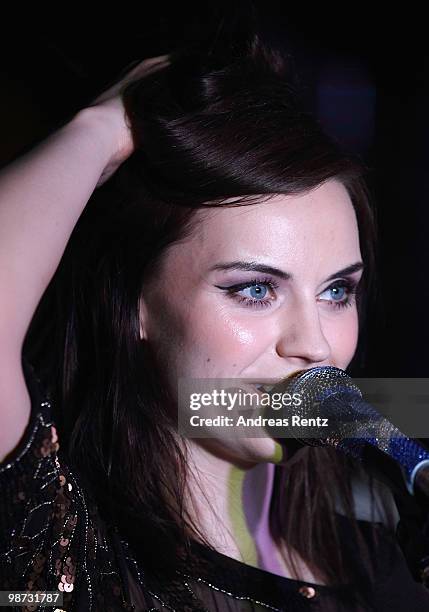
[242,462,286,576]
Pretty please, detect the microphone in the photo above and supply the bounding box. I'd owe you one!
[266,366,429,497]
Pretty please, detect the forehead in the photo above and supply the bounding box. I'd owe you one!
[159,179,361,281]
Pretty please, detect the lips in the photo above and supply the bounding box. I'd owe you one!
[254,383,275,393]
[249,381,287,395]
[249,372,305,394]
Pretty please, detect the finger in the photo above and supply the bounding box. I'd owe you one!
[122,54,171,82]
[91,55,171,105]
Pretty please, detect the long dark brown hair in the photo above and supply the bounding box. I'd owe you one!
[23,33,383,599]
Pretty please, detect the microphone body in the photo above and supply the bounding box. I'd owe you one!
[269,366,429,496]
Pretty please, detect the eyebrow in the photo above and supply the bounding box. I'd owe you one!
[209,260,364,282]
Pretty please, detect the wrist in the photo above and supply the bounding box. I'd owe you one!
[69,106,127,166]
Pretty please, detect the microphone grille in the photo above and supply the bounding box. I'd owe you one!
[272,365,362,412]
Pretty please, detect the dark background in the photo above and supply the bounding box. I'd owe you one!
[0,5,427,377]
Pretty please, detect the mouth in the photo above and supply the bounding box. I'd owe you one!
[249,371,306,394]
[249,382,278,394]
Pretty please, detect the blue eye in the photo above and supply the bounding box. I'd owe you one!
[244,284,269,299]
[215,277,279,309]
[329,285,346,300]
[318,281,358,310]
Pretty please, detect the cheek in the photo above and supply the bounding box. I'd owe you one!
[176,302,267,376]
[324,309,359,367]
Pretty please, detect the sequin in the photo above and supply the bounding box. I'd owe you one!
[299,585,316,599]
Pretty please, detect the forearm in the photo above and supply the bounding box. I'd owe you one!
[0,108,115,348]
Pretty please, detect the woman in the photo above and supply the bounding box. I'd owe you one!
[0,35,428,611]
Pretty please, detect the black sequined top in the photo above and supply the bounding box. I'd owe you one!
[2,359,429,611]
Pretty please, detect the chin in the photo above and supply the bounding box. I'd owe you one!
[220,436,281,466]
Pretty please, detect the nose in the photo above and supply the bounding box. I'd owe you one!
[275,299,331,366]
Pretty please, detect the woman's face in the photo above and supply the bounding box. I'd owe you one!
[139,179,364,465]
